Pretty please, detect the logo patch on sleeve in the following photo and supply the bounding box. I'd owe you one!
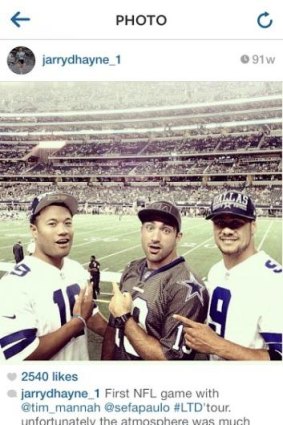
[177,280,206,305]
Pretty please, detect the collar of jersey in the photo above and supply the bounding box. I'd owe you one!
[141,256,185,282]
[25,255,68,273]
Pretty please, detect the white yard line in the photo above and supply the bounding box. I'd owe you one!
[82,244,140,265]
[0,242,29,250]
[183,221,210,230]
[182,236,214,256]
[74,229,140,248]
[99,244,141,260]
[0,221,205,251]
[93,299,111,304]
[75,224,137,234]
[257,221,273,251]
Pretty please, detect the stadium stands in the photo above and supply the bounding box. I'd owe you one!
[0,82,281,217]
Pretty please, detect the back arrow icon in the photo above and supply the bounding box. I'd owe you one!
[11,11,31,28]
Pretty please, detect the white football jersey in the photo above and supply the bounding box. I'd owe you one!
[0,256,97,361]
[207,251,282,360]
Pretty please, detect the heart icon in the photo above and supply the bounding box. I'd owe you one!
[7,373,17,381]
[7,390,17,398]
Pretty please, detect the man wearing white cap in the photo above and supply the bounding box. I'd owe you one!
[174,191,282,361]
[0,192,107,361]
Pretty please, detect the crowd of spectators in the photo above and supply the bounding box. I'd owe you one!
[48,132,276,158]
[0,132,280,163]
[0,82,280,114]
[0,182,281,218]
[0,161,31,175]
[0,142,35,158]
[0,82,281,218]
[1,149,281,178]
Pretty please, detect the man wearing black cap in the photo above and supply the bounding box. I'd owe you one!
[101,200,209,360]
[0,192,107,361]
[174,191,282,361]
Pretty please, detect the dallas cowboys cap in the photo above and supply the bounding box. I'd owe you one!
[138,201,181,232]
[30,192,78,222]
[206,191,256,220]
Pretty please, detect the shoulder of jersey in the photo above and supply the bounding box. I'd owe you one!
[7,256,34,277]
[171,261,197,282]
[189,270,206,286]
[64,257,81,268]
[0,258,35,290]
[126,258,143,269]
[207,259,223,274]
[64,257,89,277]
[259,251,282,275]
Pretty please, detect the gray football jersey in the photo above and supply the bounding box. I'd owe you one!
[113,256,209,360]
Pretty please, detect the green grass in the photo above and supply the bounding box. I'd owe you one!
[0,214,281,359]
[1,214,281,273]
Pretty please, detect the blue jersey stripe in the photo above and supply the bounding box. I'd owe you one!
[260,332,282,353]
[0,328,37,359]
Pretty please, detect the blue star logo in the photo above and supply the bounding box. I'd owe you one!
[177,280,206,305]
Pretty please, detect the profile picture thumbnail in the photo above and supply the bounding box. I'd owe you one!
[7,46,36,75]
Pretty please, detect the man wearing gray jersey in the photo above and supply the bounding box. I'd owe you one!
[101,201,209,360]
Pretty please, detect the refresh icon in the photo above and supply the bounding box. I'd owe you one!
[257,11,273,29]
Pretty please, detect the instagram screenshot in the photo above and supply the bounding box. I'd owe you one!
[0,1,282,424]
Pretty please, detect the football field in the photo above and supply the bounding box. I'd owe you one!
[0,213,281,359]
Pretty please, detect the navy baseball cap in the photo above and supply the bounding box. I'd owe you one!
[30,192,78,222]
[138,201,181,232]
[206,191,256,221]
